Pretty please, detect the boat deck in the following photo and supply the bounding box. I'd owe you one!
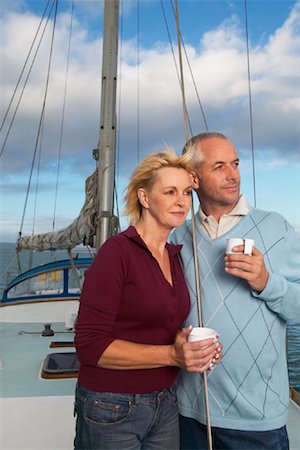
[287,398,300,450]
[0,320,299,449]
[0,321,77,398]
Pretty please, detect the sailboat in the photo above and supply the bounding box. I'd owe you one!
[0,1,299,449]
[0,1,120,448]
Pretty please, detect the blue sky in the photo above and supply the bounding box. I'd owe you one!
[0,0,299,243]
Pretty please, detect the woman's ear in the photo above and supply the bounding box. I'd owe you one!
[137,188,149,208]
[190,171,199,189]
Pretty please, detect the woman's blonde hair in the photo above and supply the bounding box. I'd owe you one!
[123,148,192,225]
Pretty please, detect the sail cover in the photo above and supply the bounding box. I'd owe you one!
[17,169,98,251]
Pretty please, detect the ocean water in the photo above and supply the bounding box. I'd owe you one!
[0,242,299,391]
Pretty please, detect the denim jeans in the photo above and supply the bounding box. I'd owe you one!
[179,415,289,450]
[74,383,179,450]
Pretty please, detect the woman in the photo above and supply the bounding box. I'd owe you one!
[74,149,222,450]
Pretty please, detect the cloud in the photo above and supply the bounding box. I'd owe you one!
[265,159,288,170]
[0,1,299,241]
[1,2,299,175]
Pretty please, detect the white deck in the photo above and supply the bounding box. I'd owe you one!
[0,396,76,450]
[0,301,299,449]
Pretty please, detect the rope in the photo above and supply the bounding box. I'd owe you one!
[160,0,193,136]
[19,0,59,236]
[174,1,213,449]
[168,0,209,132]
[244,0,257,207]
[52,0,75,232]
[174,1,189,142]
[136,0,140,163]
[0,0,52,136]
[67,249,82,290]
[0,0,56,160]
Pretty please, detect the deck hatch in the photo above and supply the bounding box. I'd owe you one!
[41,352,79,379]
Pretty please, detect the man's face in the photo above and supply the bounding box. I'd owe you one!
[193,137,241,211]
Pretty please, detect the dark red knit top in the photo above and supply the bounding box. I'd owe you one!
[75,226,190,393]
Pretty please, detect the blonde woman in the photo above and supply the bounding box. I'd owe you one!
[74,149,222,450]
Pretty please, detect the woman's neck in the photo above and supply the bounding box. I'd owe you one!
[135,220,169,256]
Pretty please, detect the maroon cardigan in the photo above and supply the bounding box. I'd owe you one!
[75,226,190,393]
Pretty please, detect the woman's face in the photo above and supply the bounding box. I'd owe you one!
[140,166,193,230]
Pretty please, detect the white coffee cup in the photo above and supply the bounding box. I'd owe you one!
[226,238,254,255]
[188,327,219,342]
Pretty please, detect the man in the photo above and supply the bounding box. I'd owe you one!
[172,131,300,450]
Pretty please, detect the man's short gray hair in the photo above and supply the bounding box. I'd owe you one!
[182,131,228,168]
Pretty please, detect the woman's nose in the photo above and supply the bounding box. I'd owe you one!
[176,195,184,206]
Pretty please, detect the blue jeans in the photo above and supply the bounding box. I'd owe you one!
[179,415,289,450]
[74,383,179,450]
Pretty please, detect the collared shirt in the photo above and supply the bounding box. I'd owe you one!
[199,194,250,238]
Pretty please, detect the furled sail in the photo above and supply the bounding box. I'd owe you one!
[17,169,99,251]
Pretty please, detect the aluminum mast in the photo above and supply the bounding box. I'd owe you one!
[95,0,119,249]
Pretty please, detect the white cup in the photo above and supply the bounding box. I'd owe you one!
[226,238,254,255]
[188,327,219,342]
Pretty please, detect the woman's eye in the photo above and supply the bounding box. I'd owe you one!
[184,190,192,196]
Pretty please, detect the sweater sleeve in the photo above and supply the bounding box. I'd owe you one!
[75,237,127,366]
[252,229,300,323]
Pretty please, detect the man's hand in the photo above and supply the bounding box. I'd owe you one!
[224,245,269,293]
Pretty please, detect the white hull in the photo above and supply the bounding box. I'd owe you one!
[0,396,75,450]
[0,300,79,450]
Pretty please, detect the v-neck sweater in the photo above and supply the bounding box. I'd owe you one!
[75,226,190,394]
[172,207,300,431]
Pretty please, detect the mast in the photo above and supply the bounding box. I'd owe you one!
[95,0,120,249]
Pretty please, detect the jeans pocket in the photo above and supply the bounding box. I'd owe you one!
[84,395,133,428]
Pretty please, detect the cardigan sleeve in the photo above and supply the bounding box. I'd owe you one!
[75,237,127,366]
[252,228,300,323]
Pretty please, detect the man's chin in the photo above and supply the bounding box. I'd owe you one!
[221,193,240,206]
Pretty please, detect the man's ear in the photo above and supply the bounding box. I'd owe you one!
[190,171,199,189]
[137,188,149,208]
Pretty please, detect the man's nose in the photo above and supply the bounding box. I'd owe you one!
[225,165,237,179]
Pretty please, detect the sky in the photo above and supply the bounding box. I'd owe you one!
[0,0,299,243]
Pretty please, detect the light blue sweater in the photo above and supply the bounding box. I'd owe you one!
[172,206,300,431]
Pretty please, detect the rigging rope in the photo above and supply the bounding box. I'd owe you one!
[169,0,209,132]
[244,0,257,207]
[52,0,75,232]
[174,1,189,141]
[160,0,193,137]
[173,1,213,449]
[0,0,56,160]
[136,0,140,163]
[19,0,59,237]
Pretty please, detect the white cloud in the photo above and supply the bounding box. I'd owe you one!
[0,1,299,241]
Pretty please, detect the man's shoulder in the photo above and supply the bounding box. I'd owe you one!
[249,207,293,230]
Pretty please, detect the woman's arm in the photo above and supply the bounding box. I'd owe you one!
[98,327,222,373]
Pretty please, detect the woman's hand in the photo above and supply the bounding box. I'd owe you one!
[169,326,223,372]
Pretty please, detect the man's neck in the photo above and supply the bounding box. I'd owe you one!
[200,198,241,223]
